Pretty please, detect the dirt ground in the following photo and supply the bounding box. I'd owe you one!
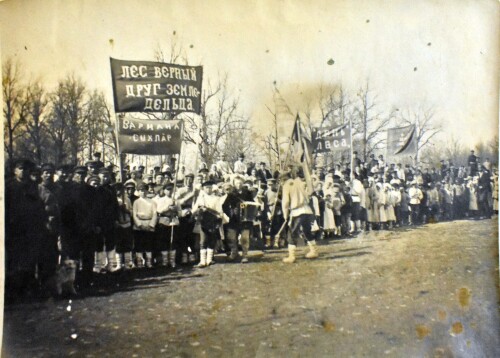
[2,218,499,358]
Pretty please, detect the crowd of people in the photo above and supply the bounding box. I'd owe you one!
[4,149,498,300]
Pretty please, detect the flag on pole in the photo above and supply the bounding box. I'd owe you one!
[387,125,417,156]
[290,115,304,163]
[288,114,314,194]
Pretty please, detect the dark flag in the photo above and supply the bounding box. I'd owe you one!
[110,58,203,114]
[387,125,417,156]
[288,115,314,193]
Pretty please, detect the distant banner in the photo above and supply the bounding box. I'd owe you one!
[118,117,183,155]
[312,123,351,153]
[110,58,202,114]
[387,125,417,156]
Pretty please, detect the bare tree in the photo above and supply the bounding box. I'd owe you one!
[487,135,499,165]
[396,105,441,163]
[183,73,245,167]
[19,79,49,164]
[46,75,86,165]
[2,58,28,162]
[352,81,393,162]
[81,89,117,164]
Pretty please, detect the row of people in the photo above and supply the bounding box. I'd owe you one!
[5,155,497,299]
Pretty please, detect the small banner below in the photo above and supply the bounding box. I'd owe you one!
[118,117,183,155]
[386,125,417,157]
[312,123,351,153]
[110,58,202,114]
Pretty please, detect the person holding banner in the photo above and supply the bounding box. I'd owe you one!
[132,183,158,268]
[176,174,197,265]
[280,167,320,263]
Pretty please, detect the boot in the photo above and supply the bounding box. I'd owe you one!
[106,249,121,272]
[145,252,153,268]
[136,252,145,268]
[207,249,214,266]
[124,252,135,270]
[265,236,271,249]
[196,249,207,268]
[160,251,169,267]
[169,250,177,268]
[116,252,122,268]
[93,251,106,274]
[273,237,280,249]
[228,238,239,261]
[283,245,296,263]
[241,234,249,264]
[305,240,319,259]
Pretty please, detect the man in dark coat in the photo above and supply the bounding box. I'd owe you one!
[222,175,255,262]
[5,159,47,299]
[256,162,273,183]
[468,150,478,176]
[94,168,120,273]
[477,167,492,219]
[37,163,61,293]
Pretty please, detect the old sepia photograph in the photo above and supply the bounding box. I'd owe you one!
[1,0,499,356]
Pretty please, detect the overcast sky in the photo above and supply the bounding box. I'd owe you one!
[1,0,498,149]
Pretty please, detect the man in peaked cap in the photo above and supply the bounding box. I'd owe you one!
[92,152,105,169]
[36,163,61,294]
[92,167,120,273]
[5,159,47,299]
[85,160,99,179]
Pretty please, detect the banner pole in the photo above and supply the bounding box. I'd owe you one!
[268,114,299,224]
[170,117,184,248]
[114,114,124,183]
[171,118,185,203]
[350,116,354,181]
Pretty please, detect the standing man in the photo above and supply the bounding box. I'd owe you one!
[176,174,197,264]
[94,168,120,273]
[93,152,105,170]
[281,166,320,263]
[256,162,273,183]
[216,153,233,177]
[5,159,46,299]
[38,163,61,294]
[408,181,424,225]
[192,181,225,267]
[234,153,247,176]
[468,150,478,176]
[223,176,254,263]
